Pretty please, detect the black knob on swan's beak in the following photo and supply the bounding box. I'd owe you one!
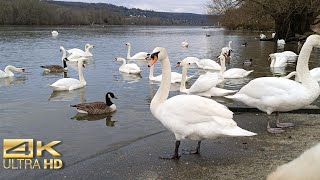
[148,65,151,67]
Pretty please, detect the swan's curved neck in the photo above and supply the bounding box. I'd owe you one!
[180,65,188,93]
[4,66,17,76]
[151,57,171,111]
[127,45,131,59]
[120,59,127,67]
[78,61,85,83]
[297,38,317,86]
[228,41,232,49]
[85,47,92,53]
[220,56,226,75]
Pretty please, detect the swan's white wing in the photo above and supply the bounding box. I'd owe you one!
[189,72,223,93]
[199,59,221,69]
[67,52,84,60]
[124,64,141,71]
[0,70,6,78]
[67,48,85,54]
[223,68,248,77]
[310,68,320,81]
[51,78,80,87]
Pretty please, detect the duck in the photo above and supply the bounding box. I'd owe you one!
[0,65,25,78]
[41,47,68,73]
[70,92,117,114]
[243,59,253,65]
[149,62,193,83]
[267,143,320,180]
[181,40,188,47]
[176,59,236,97]
[195,59,221,70]
[225,35,320,133]
[221,41,232,57]
[114,57,142,74]
[206,34,211,37]
[125,42,149,60]
[147,47,256,159]
[219,54,253,78]
[50,57,87,91]
[52,31,58,37]
[67,44,94,57]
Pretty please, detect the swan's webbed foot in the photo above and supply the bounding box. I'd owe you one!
[182,141,201,155]
[276,122,295,128]
[159,153,181,160]
[267,127,285,134]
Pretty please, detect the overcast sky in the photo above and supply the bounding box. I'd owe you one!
[63,0,208,14]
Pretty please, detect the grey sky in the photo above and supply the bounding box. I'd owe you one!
[63,0,208,14]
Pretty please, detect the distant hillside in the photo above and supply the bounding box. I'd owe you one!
[47,1,216,26]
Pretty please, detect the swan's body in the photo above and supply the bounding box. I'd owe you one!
[219,55,253,78]
[50,58,87,91]
[270,54,287,68]
[60,46,85,62]
[52,31,58,36]
[149,63,192,83]
[0,65,25,78]
[148,47,256,159]
[292,68,320,82]
[177,60,236,97]
[282,51,298,62]
[126,42,148,60]
[225,35,320,133]
[181,40,188,47]
[260,34,267,39]
[183,57,200,64]
[267,143,320,180]
[67,44,94,57]
[195,59,221,70]
[71,92,117,114]
[115,57,141,74]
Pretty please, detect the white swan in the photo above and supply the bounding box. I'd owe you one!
[290,68,320,82]
[125,42,149,60]
[114,57,142,74]
[181,40,188,47]
[195,59,221,70]
[269,54,288,68]
[282,51,298,62]
[149,62,193,83]
[221,41,232,57]
[67,44,94,57]
[176,59,236,97]
[60,46,85,62]
[0,65,25,78]
[147,47,256,159]
[267,143,320,180]
[260,34,267,40]
[50,58,87,91]
[225,34,320,133]
[277,39,286,49]
[219,54,253,78]
[52,31,58,37]
[272,32,276,39]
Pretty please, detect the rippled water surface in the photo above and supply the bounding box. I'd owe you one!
[0,26,319,176]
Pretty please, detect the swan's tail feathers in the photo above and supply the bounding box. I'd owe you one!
[244,70,254,77]
[223,126,257,137]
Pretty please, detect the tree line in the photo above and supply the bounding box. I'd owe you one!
[0,0,212,26]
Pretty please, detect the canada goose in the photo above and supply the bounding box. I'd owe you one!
[70,92,117,114]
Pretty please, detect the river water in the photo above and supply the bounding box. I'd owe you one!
[0,26,319,178]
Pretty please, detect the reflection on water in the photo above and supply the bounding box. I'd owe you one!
[42,71,68,78]
[48,87,86,102]
[71,113,116,127]
[0,76,27,87]
[270,67,287,76]
[120,72,142,83]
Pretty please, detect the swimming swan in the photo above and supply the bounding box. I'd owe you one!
[50,58,87,91]
[176,59,236,97]
[0,65,25,78]
[225,35,320,133]
[181,40,188,47]
[67,44,94,57]
[71,92,117,114]
[125,42,149,60]
[195,59,221,70]
[52,31,58,37]
[60,46,85,62]
[219,54,253,78]
[147,47,256,159]
[149,62,193,83]
[114,57,142,74]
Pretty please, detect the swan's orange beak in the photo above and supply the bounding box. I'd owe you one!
[148,52,159,67]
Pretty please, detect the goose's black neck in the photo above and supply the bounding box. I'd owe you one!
[63,60,67,68]
[105,94,113,106]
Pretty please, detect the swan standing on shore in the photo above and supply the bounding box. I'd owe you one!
[114,57,142,74]
[148,47,256,159]
[71,92,117,114]
[125,42,149,60]
[176,59,236,97]
[50,58,87,91]
[225,35,320,133]
[0,65,25,78]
